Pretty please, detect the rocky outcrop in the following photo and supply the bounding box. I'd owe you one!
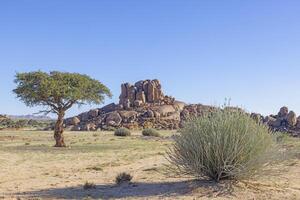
[63,79,300,137]
[252,106,300,137]
[64,80,187,131]
[119,79,174,109]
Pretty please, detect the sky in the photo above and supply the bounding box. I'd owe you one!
[0,0,300,118]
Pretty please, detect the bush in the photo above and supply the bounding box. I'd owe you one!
[114,128,131,137]
[115,172,133,185]
[142,128,160,137]
[83,181,96,190]
[167,109,278,182]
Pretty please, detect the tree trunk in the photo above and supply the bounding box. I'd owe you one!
[54,111,66,147]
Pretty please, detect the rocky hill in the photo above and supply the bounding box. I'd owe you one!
[64,79,300,137]
[64,79,216,131]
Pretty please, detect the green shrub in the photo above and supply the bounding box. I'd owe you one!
[167,108,279,182]
[115,172,133,185]
[114,128,131,137]
[142,128,160,137]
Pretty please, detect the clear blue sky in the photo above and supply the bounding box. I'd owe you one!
[1,0,300,118]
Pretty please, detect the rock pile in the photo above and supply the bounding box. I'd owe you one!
[251,106,300,136]
[64,79,188,131]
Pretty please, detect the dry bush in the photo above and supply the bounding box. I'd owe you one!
[142,128,160,137]
[115,172,133,185]
[83,181,96,190]
[114,128,131,137]
[167,108,281,182]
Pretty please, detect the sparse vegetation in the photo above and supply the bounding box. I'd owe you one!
[115,172,133,185]
[0,130,299,199]
[167,108,281,182]
[142,128,160,137]
[114,128,131,137]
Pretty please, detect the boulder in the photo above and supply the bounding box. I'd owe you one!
[268,117,282,128]
[250,113,263,123]
[264,116,275,124]
[93,116,104,126]
[287,111,297,126]
[100,103,119,113]
[78,112,89,122]
[134,100,143,107]
[70,117,80,126]
[146,110,155,118]
[106,111,122,126]
[278,106,289,118]
[119,110,137,123]
[173,101,186,111]
[128,86,136,105]
[136,91,146,103]
[162,112,181,121]
[296,116,300,129]
[134,80,144,91]
[123,99,130,110]
[88,109,99,118]
[84,123,97,131]
[264,116,280,126]
[155,105,176,117]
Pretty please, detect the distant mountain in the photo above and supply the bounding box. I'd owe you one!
[7,115,54,121]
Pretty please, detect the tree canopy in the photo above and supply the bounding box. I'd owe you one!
[13,71,112,114]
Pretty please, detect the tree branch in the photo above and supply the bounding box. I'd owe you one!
[34,108,58,115]
[63,100,76,110]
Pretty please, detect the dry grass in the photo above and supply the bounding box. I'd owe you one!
[0,130,299,200]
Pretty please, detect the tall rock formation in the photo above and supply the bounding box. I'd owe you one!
[119,79,171,109]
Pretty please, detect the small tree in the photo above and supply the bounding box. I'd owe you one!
[13,71,112,147]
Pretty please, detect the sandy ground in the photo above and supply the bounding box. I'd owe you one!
[0,131,299,200]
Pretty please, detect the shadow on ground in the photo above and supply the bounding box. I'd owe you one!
[16,180,234,199]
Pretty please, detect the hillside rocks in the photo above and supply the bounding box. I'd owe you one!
[252,106,300,137]
[64,79,220,131]
[63,79,300,137]
[64,79,188,131]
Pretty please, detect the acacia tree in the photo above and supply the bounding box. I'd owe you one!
[13,71,112,147]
